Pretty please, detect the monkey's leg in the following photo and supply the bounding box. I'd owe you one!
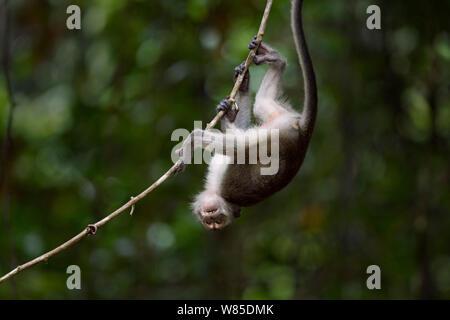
[252,41,287,123]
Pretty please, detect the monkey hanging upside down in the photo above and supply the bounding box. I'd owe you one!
[178,0,317,230]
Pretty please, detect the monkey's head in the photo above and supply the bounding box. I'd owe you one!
[192,191,241,230]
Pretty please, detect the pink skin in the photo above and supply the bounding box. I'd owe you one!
[200,201,227,230]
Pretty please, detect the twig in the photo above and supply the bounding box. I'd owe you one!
[129,197,135,216]
[207,0,272,129]
[0,0,273,284]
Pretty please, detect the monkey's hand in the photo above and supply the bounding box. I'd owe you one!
[216,98,237,123]
[174,138,191,175]
[252,41,286,68]
[174,147,186,174]
[174,159,186,174]
[216,98,231,113]
[234,62,250,93]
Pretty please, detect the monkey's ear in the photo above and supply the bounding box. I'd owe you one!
[233,207,241,218]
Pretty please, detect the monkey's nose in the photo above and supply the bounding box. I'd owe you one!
[213,221,225,229]
[203,214,226,230]
[205,222,224,230]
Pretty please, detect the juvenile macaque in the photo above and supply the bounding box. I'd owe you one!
[179,0,317,230]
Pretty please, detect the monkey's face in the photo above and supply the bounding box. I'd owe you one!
[192,192,240,230]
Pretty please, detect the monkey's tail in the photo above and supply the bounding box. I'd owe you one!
[291,0,317,135]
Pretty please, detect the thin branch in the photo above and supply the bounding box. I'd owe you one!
[0,0,274,284]
[0,0,18,294]
[207,0,272,129]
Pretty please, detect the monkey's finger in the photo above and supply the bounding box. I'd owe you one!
[216,99,231,113]
[234,62,248,83]
[248,37,259,50]
[234,62,245,75]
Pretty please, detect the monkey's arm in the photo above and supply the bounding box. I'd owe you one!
[180,127,266,160]
[219,63,252,131]
[225,91,251,130]
[231,63,252,130]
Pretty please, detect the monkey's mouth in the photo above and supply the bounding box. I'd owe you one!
[203,207,219,215]
[202,213,227,230]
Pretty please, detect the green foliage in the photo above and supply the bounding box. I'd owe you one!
[0,0,449,299]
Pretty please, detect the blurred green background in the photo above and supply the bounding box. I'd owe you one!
[0,0,449,299]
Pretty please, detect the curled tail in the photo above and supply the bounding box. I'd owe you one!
[291,0,317,137]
